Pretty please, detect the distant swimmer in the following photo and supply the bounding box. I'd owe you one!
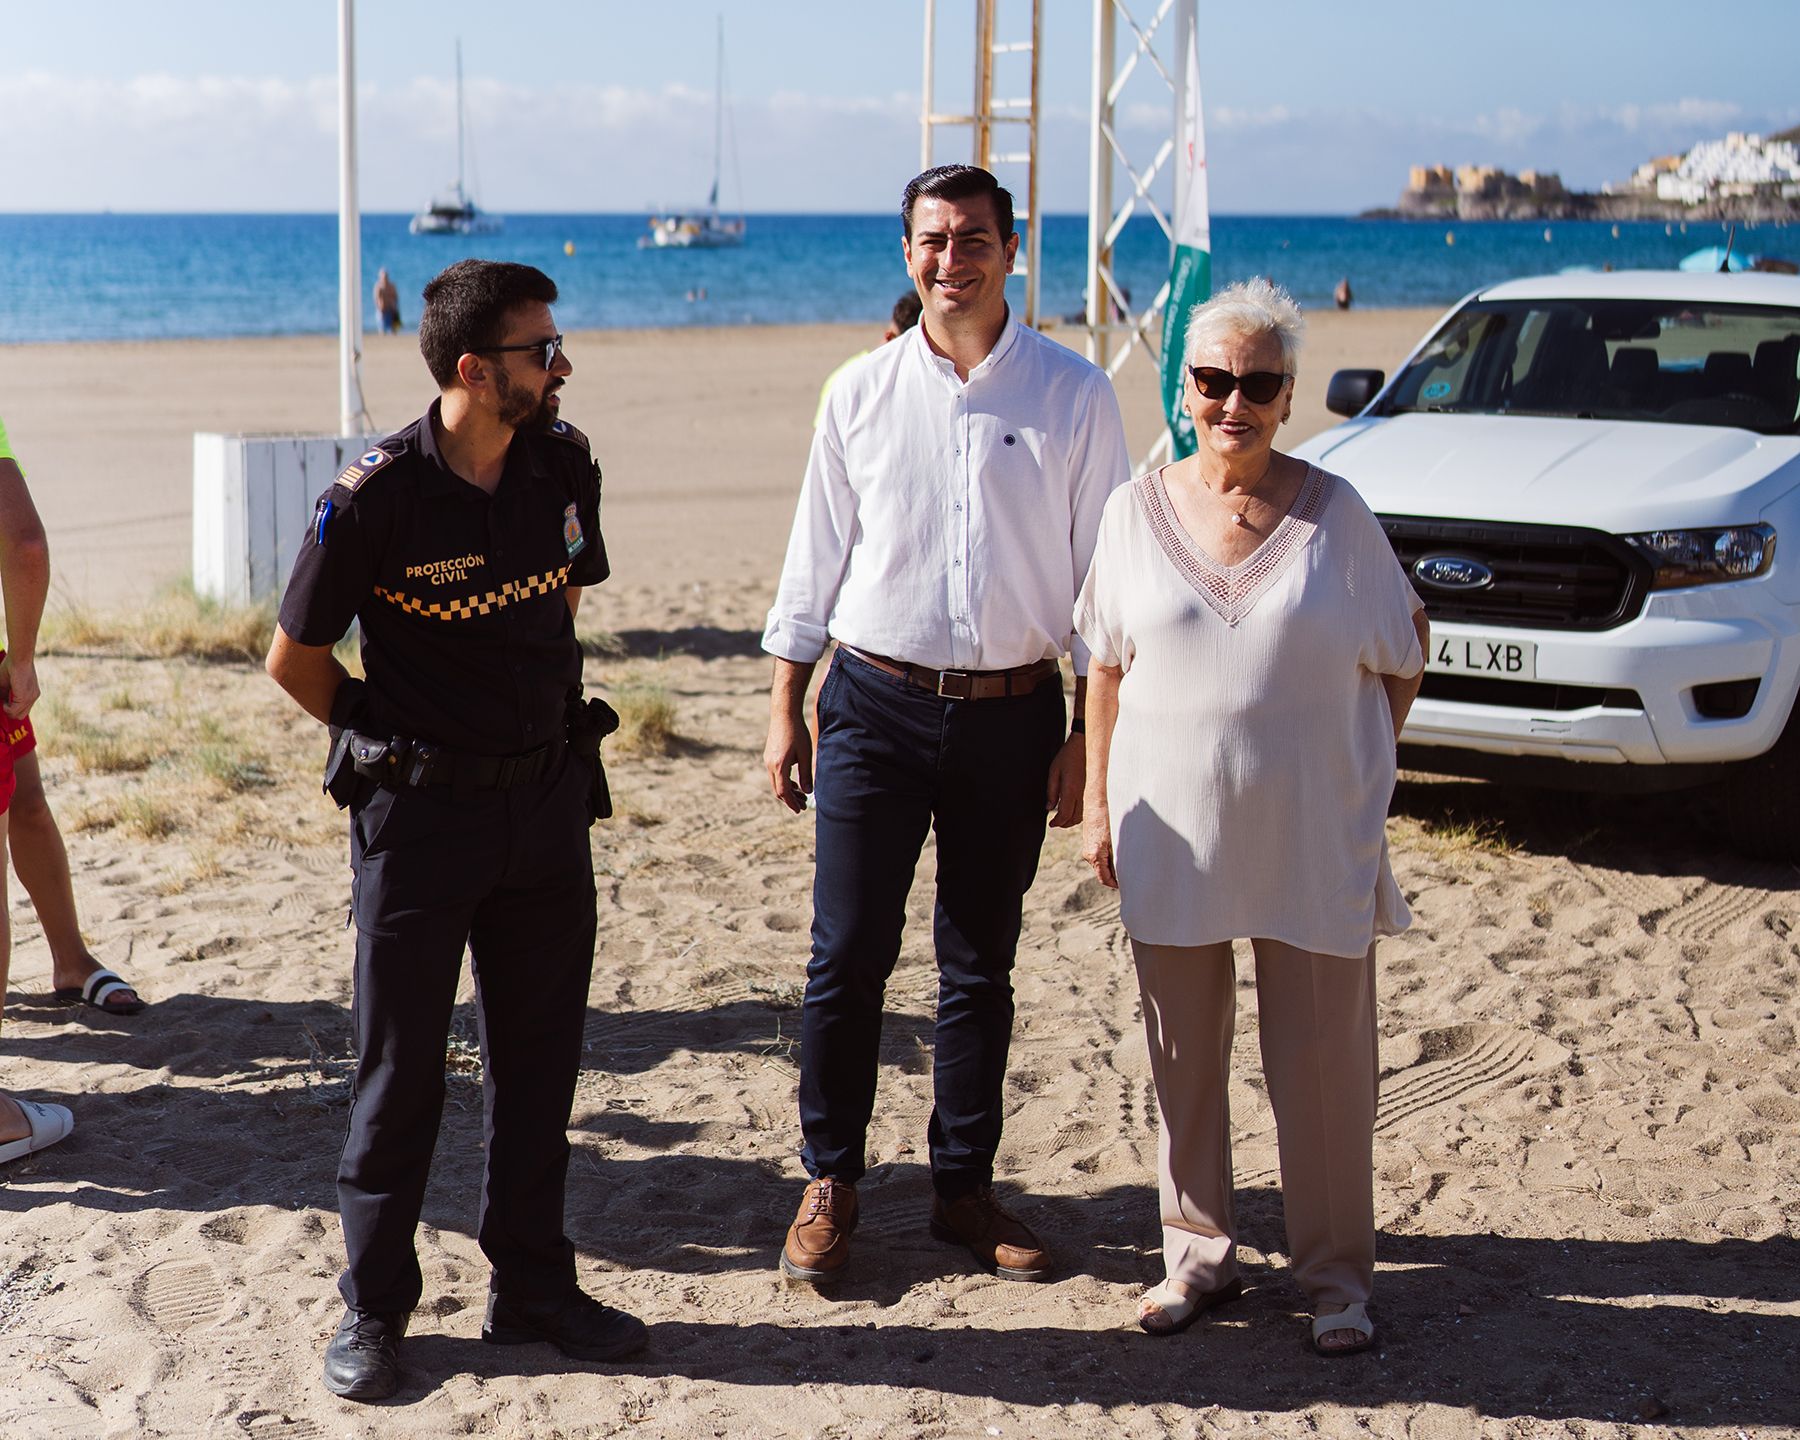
[1334,276,1353,311]
[373,268,401,334]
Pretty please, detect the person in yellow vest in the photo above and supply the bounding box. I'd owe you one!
[811,291,922,429]
[0,414,76,1166]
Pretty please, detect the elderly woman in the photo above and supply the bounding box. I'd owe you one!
[1074,279,1427,1354]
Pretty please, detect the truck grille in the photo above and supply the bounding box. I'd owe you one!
[1381,517,1649,631]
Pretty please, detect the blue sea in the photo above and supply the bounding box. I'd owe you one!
[0,212,1764,344]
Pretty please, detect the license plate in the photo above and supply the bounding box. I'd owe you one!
[1426,633,1537,679]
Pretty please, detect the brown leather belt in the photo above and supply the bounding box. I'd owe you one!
[844,647,1059,701]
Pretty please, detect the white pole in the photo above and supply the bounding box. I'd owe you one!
[455,39,466,203]
[1085,0,1113,367]
[920,0,937,171]
[337,0,368,437]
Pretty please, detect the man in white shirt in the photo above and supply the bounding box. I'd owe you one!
[762,165,1129,1287]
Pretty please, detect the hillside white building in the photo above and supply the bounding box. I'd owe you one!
[1644,132,1800,205]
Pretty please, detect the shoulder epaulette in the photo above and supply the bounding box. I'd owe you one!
[546,419,592,453]
[334,445,396,493]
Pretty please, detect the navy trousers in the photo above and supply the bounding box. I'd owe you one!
[338,750,596,1316]
[799,649,1065,1198]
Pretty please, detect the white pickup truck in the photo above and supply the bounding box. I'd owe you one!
[1291,270,1800,856]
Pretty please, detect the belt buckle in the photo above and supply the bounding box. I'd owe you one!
[937,671,974,700]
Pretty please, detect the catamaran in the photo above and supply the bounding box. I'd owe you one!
[411,41,502,237]
[640,19,744,250]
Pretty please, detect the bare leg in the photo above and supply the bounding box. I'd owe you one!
[7,751,138,1003]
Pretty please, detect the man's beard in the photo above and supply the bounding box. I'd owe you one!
[494,367,558,433]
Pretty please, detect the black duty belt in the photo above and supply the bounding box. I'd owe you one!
[347,732,564,790]
[845,647,1060,701]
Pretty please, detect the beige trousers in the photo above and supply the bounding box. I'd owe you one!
[1130,937,1379,1312]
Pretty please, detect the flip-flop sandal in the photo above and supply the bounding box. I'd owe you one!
[0,1099,75,1165]
[1310,1301,1378,1357]
[53,968,147,1016]
[1137,1276,1245,1335]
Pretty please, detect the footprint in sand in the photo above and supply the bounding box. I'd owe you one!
[1375,1023,1569,1134]
[1048,1119,1103,1154]
[145,1139,253,1191]
[1660,878,1793,945]
[131,1258,227,1330]
[1060,878,1119,917]
[234,1412,326,1438]
[0,1402,104,1440]
[198,1213,249,1245]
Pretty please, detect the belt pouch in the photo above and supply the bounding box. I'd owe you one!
[323,726,359,808]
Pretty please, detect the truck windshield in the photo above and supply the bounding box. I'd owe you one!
[1380,297,1800,433]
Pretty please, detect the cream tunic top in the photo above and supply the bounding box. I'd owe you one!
[1074,465,1425,958]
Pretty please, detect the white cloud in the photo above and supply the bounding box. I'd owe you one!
[2,69,1794,216]
[1607,98,1745,134]
[1469,107,1544,146]
[1205,105,1295,132]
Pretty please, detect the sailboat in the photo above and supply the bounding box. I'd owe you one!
[640,18,745,250]
[410,41,502,237]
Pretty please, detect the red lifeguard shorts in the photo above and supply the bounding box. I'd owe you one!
[0,716,30,815]
[0,651,35,814]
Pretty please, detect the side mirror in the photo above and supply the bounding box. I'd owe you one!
[1326,368,1386,417]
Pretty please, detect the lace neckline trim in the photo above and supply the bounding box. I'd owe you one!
[1135,463,1333,627]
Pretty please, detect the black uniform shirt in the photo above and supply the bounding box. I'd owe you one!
[278,401,609,756]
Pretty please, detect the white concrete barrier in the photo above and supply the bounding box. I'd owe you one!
[193,432,383,605]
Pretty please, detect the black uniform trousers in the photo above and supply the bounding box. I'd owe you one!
[799,649,1065,1198]
[339,750,595,1317]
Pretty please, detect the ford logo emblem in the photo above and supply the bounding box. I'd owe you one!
[1413,554,1494,590]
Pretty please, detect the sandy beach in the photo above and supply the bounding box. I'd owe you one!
[2,309,1796,1439]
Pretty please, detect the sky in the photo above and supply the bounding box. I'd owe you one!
[0,0,1794,216]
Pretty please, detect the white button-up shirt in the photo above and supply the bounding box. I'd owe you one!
[763,314,1130,675]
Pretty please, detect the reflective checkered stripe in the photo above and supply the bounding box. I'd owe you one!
[374,565,572,621]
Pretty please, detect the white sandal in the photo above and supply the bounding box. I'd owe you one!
[1137,1276,1244,1335]
[1310,1301,1377,1356]
[0,1098,75,1165]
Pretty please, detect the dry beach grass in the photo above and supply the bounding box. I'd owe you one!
[1,316,1796,1438]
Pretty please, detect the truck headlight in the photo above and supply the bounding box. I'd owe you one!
[1623,524,1776,589]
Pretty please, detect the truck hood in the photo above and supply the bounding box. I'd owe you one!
[1294,414,1800,532]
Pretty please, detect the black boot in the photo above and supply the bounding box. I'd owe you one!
[322,1306,408,1401]
[482,1286,647,1362]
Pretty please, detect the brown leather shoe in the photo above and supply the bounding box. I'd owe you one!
[781,1177,858,1285]
[930,1185,1052,1282]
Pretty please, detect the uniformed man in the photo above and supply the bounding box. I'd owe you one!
[267,259,643,1402]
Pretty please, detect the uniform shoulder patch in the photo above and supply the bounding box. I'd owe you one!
[334,445,396,493]
[547,418,592,453]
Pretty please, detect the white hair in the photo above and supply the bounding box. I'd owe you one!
[1182,277,1306,374]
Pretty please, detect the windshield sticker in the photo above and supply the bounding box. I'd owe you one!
[1422,381,1453,400]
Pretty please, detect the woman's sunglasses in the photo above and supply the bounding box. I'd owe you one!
[1188,366,1289,404]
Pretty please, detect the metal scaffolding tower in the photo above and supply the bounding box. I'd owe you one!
[919,0,1044,328]
[1086,0,1183,461]
[919,3,1189,462]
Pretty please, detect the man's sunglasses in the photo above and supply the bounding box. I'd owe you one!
[476,334,566,370]
[1188,366,1289,404]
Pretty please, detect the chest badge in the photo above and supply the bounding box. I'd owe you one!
[563,503,587,559]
